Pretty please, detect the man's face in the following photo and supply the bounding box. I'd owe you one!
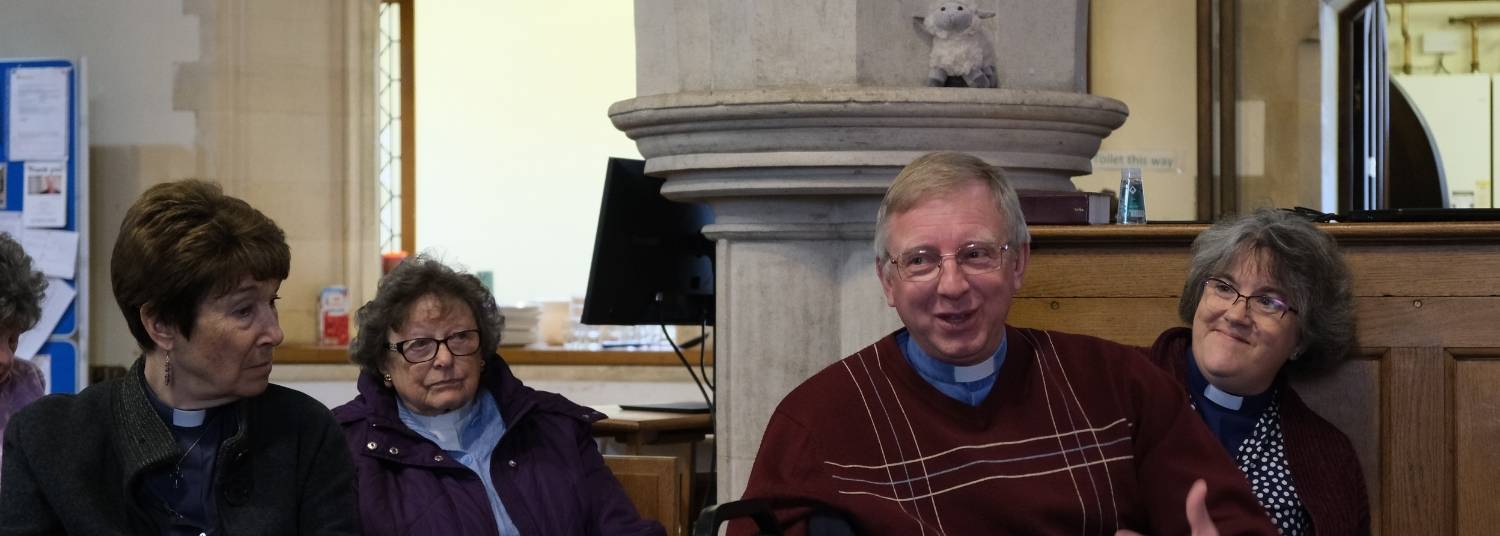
[877,180,1028,365]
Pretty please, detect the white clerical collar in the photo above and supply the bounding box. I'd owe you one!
[399,398,477,451]
[1203,384,1244,411]
[172,408,208,427]
[952,357,999,383]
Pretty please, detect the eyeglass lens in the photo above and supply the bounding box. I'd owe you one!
[395,329,481,362]
[1204,278,1293,317]
[895,243,1008,281]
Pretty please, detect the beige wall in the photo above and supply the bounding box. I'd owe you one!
[1078,0,1199,221]
[414,0,640,306]
[1,0,378,367]
[1081,0,1324,220]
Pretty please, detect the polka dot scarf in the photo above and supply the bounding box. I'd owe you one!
[1234,397,1313,535]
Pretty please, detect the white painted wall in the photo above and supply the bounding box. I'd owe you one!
[0,0,197,146]
[415,1,640,306]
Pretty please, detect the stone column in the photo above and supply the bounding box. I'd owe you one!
[613,0,1123,501]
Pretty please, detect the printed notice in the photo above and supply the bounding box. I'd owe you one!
[0,210,20,238]
[19,228,77,279]
[6,67,70,161]
[15,278,75,360]
[22,161,66,228]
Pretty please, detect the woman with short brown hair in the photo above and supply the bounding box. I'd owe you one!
[1,180,359,534]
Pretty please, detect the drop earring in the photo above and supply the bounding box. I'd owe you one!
[382,373,393,387]
[164,351,174,387]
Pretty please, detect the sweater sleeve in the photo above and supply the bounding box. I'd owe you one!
[576,420,667,536]
[0,407,66,534]
[729,408,832,536]
[297,409,363,535]
[1120,349,1278,536]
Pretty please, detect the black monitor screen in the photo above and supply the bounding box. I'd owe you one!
[581,158,714,326]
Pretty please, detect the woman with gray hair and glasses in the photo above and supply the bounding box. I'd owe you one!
[331,255,663,536]
[0,232,47,464]
[1147,209,1369,535]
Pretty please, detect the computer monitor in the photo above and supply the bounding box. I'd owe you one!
[581,158,715,326]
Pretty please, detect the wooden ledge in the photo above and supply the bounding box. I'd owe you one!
[1029,221,1500,247]
[275,343,714,367]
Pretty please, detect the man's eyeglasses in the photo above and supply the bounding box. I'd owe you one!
[386,329,482,363]
[1202,277,1299,319]
[887,242,1010,282]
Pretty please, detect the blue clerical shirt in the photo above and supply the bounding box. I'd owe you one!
[897,330,1006,406]
[1185,348,1275,455]
[399,391,519,536]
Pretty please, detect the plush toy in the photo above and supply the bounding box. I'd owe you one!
[914,1,998,88]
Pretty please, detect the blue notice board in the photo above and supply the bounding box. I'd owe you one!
[1,58,87,394]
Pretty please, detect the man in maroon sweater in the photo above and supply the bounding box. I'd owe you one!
[736,152,1276,535]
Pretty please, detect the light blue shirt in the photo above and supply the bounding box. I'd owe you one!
[897,330,1007,406]
[399,390,519,536]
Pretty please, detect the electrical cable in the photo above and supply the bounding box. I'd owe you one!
[662,324,714,414]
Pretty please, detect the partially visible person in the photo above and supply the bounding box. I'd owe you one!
[0,180,359,534]
[0,232,47,465]
[736,152,1276,535]
[333,255,664,536]
[1148,209,1370,535]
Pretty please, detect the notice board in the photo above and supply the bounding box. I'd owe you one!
[1,58,88,394]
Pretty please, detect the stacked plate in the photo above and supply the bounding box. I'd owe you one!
[499,304,541,346]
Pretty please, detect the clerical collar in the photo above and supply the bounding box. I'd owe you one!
[1203,384,1244,410]
[1184,348,1275,415]
[140,375,226,428]
[172,407,208,427]
[898,330,1006,407]
[398,396,480,452]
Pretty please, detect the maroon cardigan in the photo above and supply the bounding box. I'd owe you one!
[1147,327,1371,536]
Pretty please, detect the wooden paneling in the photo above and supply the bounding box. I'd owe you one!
[1023,223,1500,536]
[1383,348,1452,535]
[1454,353,1500,535]
[1010,298,1181,347]
[1356,298,1500,347]
[1342,246,1500,297]
[605,454,690,536]
[1290,355,1382,527]
[1021,249,1190,297]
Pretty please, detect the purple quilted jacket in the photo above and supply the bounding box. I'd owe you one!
[332,354,665,536]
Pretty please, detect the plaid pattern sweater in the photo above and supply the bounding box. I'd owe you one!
[737,327,1276,536]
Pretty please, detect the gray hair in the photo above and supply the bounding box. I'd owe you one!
[873,151,1030,272]
[348,255,505,375]
[1178,209,1356,371]
[0,233,47,334]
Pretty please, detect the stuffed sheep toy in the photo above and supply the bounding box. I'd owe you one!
[915,1,998,88]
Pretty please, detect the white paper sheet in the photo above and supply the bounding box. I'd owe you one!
[6,67,70,161]
[18,228,77,279]
[29,354,51,394]
[15,278,75,360]
[21,161,66,228]
[0,211,20,239]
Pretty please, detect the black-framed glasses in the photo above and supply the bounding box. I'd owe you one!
[1203,277,1299,319]
[887,242,1010,282]
[386,329,482,363]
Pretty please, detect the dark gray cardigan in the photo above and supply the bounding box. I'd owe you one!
[0,358,360,535]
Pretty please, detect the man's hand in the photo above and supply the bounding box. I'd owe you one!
[1115,479,1220,536]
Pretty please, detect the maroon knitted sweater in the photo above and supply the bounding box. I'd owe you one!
[736,327,1276,535]
[1148,327,1372,536]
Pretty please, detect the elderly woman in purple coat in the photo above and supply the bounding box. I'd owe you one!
[333,255,664,536]
[0,232,47,463]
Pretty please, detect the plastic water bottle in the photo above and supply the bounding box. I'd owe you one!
[1118,168,1146,224]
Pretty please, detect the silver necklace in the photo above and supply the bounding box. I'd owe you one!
[169,413,219,490]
